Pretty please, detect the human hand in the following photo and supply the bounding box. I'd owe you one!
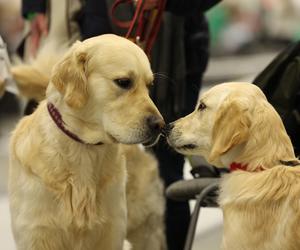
[29,13,48,57]
[143,0,159,10]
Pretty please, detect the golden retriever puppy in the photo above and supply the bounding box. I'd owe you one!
[9,34,165,250]
[166,82,300,250]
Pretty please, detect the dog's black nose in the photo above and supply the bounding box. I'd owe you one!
[146,115,165,133]
[162,123,174,137]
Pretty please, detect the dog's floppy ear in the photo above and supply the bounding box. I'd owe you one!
[209,96,251,162]
[51,41,88,108]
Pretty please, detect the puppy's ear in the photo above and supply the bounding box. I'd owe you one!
[51,41,88,108]
[209,97,251,162]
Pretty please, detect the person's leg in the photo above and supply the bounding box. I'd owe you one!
[183,74,202,116]
[153,142,190,250]
[24,99,38,115]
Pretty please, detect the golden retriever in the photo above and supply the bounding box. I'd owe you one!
[166,82,300,250]
[9,34,166,250]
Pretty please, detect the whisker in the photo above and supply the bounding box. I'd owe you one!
[153,72,177,86]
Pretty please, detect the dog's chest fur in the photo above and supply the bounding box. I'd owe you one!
[52,145,126,229]
[11,107,127,231]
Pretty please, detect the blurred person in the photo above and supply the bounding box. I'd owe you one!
[148,2,220,249]
[22,0,111,58]
[0,36,20,118]
[0,0,24,53]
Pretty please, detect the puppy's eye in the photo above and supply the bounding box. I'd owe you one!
[114,78,132,89]
[198,102,206,111]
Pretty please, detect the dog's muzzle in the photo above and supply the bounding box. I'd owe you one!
[142,115,165,147]
[162,122,174,137]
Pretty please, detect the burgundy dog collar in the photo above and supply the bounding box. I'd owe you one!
[47,102,103,146]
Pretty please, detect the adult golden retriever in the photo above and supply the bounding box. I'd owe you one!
[166,82,300,250]
[9,34,166,250]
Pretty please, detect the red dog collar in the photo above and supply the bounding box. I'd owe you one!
[229,162,248,172]
[230,160,300,172]
[229,162,264,172]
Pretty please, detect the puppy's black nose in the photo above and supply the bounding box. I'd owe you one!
[146,115,165,133]
[162,123,174,137]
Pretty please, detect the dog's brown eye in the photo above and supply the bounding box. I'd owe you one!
[114,78,132,89]
[198,102,206,111]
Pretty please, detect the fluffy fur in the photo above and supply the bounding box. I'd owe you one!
[167,82,300,250]
[9,34,166,250]
[11,43,66,101]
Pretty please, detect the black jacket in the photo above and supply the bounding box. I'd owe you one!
[22,0,46,17]
[166,0,221,16]
[165,0,221,76]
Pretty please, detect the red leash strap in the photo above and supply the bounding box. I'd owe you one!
[110,0,145,34]
[125,0,145,39]
[110,0,134,29]
[144,0,166,56]
[110,0,166,57]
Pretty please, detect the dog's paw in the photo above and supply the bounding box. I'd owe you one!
[123,240,132,250]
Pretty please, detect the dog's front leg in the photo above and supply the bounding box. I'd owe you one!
[123,240,132,250]
[92,217,127,250]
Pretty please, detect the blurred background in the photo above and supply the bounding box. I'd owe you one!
[1,0,299,249]
[204,0,299,84]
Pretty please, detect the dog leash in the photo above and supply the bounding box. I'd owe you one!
[111,0,166,57]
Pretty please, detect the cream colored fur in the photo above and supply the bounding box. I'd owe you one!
[167,82,300,250]
[9,34,166,250]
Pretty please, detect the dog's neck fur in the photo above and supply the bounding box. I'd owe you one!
[47,88,114,145]
[220,144,245,168]
[220,102,296,172]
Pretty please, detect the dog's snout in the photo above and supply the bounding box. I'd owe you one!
[146,116,165,133]
[162,123,174,137]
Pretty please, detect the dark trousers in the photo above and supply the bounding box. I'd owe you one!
[153,143,190,250]
[153,73,202,250]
